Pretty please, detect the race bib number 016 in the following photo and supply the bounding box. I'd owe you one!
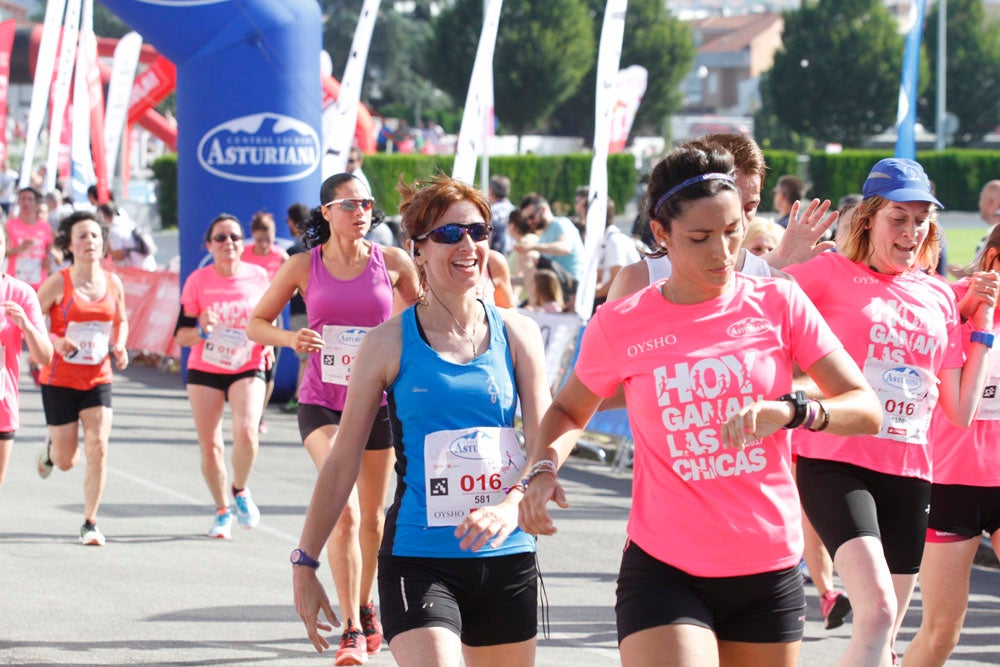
[423,426,523,527]
[202,326,253,371]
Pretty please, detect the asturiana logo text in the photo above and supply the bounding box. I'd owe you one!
[198,112,319,183]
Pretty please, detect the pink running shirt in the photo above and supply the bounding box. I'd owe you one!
[928,277,1000,486]
[786,252,963,481]
[0,274,46,431]
[5,217,53,290]
[241,244,284,280]
[575,274,841,577]
[180,263,269,374]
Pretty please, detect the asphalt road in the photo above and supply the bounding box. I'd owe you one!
[2,363,1000,665]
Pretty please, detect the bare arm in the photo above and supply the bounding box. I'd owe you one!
[109,273,129,369]
[489,250,517,308]
[938,288,997,427]
[293,321,399,652]
[606,259,650,302]
[518,373,605,536]
[246,253,318,350]
[382,246,423,315]
[722,348,882,449]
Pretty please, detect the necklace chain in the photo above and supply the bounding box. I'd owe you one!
[664,279,678,304]
[432,291,479,354]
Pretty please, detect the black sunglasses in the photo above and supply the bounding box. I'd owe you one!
[414,222,492,244]
[212,233,243,243]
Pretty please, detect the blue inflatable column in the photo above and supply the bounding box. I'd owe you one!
[100,0,322,399]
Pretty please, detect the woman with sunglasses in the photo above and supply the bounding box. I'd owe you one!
[248,173,420,665]
[35,211,128,546]
[518,144,881,667]
[175,214,270,541]
[290,175,548,667]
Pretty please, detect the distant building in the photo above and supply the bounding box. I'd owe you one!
[682,13,784,117]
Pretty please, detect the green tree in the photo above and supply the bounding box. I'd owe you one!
[752,72,814,151]
[921,0,1000,145]
[36,2,130,38]
[767,0,916,145]
[319,1,453,127]
[549,0,694,141]
[427,0,595,137]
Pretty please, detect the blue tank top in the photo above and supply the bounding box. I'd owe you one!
[382,302,535,558]
[298,242,393,411]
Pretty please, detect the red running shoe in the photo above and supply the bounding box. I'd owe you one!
[334,620,367,665]
[820,590,852,630]
[359,601,383,654]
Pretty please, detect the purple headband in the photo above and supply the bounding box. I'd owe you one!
[654,172,735,217]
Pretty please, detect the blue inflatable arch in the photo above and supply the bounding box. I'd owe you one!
[101,0,322,396]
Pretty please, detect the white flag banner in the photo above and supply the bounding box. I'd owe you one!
[452,0,502,185]
[575,0,627,319]
[19,0,66,188]
[44,0,83,192]
[69,0,94,204]
[609,64,646,153]
[321,0,380,180]
[104,31,143,183]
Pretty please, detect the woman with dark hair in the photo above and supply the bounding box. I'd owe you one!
[248,173,420,665]
[291,175,548,667]
[785,158,999,665]
[519,144,881,666]
[35,211,129,546]
[905,224,1000,665]
[175,214,270,542]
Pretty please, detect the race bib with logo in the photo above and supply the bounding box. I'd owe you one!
[15,257,41,286]
[423,426,523,527]
[321,325,369,385]
[862,359,937,445]
[975,351,1000,421]
[63,321,112,365]
[202,326,253,371]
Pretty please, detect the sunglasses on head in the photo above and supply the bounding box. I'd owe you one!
[414,222,492,244]
[212,232,243,243]
[325,197,374,212]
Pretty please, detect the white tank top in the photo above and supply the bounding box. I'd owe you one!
[644,249,771,285]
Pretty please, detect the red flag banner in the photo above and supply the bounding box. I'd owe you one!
[0,20,16,164]
[127,55,175,125]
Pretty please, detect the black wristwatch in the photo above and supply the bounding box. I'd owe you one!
[778,391,809,429]
[290,548,320,569]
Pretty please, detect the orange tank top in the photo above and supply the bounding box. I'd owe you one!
[40,268,118,390]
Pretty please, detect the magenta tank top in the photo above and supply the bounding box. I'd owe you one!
[298,242,394,410]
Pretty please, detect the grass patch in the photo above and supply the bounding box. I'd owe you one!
[942,227,985,277]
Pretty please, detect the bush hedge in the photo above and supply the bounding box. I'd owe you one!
[148,153,636,229]
[150,153,178,229]
[149,148,1000,229]
[362,153,637,216]
[809,149,1000,210]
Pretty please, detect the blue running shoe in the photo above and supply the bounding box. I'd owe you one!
[233,489,260,529]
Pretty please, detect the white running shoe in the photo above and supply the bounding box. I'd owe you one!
[208,510,233,539]
[80,523,106,546]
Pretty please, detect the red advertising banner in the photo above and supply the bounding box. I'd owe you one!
[0,20,16,164]
[106,263,180,360]
[82,30,109,202]
[127,55,175,125]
